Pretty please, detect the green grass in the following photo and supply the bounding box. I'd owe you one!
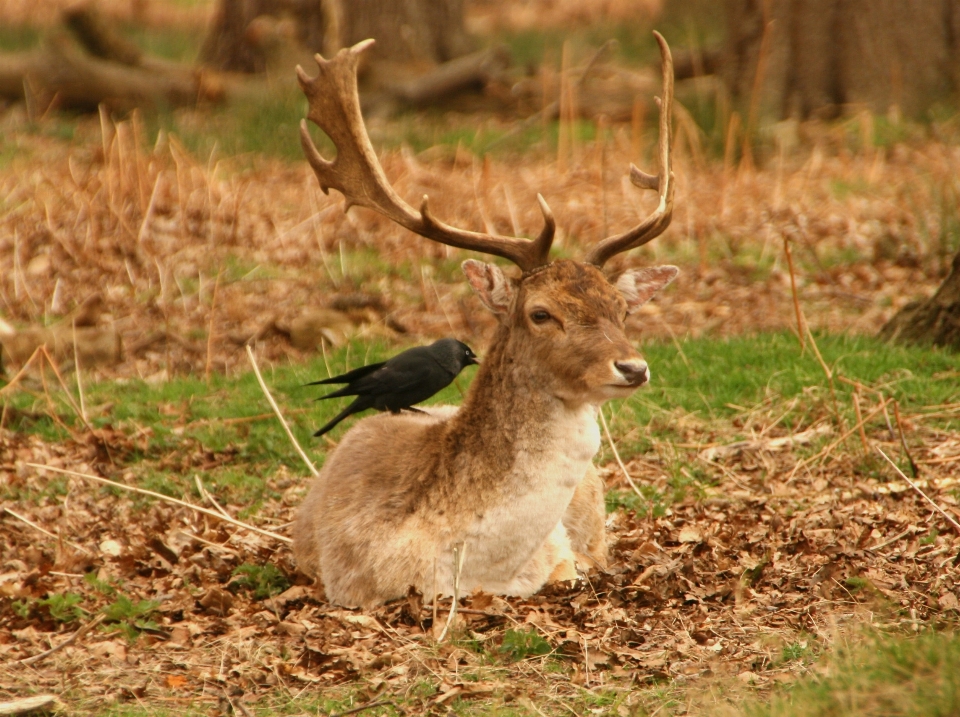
[722,630,960,717]
[3,331,957,520]
[601,330,960,460]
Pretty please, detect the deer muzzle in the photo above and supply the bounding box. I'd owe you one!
[613,359,650,387]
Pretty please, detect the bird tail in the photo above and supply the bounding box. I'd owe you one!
[313,396,372,437]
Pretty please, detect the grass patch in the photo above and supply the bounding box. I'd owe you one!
[4,331,957,508]
[721,630,960,717]
[602,331,960,459]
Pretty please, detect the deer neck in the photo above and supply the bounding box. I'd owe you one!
[443,324,601,488]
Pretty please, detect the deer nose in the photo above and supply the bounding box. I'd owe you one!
[614,359,650,386]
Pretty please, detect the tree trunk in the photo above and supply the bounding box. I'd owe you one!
[200,0,471,73]
[333,0,471,65]
[879,249,960,350]
[722,0,960,120]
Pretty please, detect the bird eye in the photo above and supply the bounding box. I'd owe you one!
[530,310,551,324]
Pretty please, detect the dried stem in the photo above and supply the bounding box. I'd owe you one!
[26,463,292,544]
[599,409,646,503]
[436,543,466,643]
[4,506,92,555]
[877,448,960,536]
[18,614,106,666]
[245,344,319,479]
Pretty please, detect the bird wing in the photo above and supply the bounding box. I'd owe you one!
[373,356,457,411]
[306,361,386,386]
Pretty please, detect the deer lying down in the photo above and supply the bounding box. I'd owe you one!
[293,33,678,608]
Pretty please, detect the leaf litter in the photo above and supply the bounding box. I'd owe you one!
[1,398,959,713]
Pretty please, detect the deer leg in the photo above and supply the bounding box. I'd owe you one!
[562,464,609,572]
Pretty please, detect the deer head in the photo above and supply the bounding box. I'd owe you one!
[297,32,677,406]
[293,34,678,607]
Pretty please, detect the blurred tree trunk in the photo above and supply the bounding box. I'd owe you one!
[333,0,471,65]
[722,0,960,119]
[200,0,471,73]
[880,250,960,350]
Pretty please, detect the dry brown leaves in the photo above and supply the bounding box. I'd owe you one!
[1,110,954,383]
[1,416,958,711]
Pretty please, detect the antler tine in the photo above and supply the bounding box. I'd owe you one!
[585,31,675,268]
[298,40,555,272]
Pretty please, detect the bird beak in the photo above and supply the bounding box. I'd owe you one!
[469,356,481,366]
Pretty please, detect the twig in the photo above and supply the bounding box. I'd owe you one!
[877,448,960,536]
[0,345,43,396]
[18,614,105,666]
[245,345,320,479]
[328,700,400,717]
[25,463,292,544]
[892,401,918,477]
[865,526,923,553]
[599,409,646,502]
[437,543,466,643]
[195,475,232,521]
[783,230,804,351]
[851,390,869,453]
[205,269,222,384]
[3,507,91,555]
[72,319,87,423]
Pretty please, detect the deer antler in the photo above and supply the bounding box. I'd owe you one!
[585,31,675,268]
[297,40,555,273]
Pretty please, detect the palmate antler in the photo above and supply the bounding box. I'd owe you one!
[297,33,674,272]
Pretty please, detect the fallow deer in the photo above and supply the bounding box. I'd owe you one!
[293,33,678,608]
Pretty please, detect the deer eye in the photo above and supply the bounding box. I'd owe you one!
[530,309,552,324]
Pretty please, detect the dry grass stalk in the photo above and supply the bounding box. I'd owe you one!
[852,389,869,453]
[25,462,292,543]
[3,506,91,556]
[195,475,232,521]
[782,236,805,351]
[71,320,87,423]
[892,400,919,477]
[877,448,960,536]
[436,542,466,643]
[786,398,891,481]
[204,269,222,383]
[599,409,647,503]
[245,344,319,479]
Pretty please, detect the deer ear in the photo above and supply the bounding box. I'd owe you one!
[462,260,514,315]
[616,266,679,310]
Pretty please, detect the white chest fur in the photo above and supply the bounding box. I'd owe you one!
[448,402,601,593]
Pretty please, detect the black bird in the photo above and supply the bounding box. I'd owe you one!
[309,338,480,437]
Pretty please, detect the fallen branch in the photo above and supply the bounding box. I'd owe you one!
[18,614,106,666]
[388,45,510,106]
[26,463,292,544]
[0,695,60,716]
[0,37,221,111]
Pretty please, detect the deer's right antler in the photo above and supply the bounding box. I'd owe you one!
[298,40,555,273]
